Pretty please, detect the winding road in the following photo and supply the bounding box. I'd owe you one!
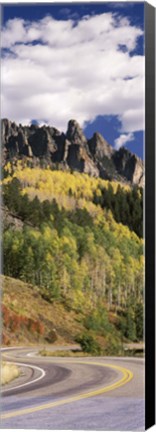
[1,347,145,430]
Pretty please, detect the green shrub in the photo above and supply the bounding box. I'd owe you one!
[126,309,136,341]
[135,303,143,340]
[104,333,123,356]
[118,308,137,342]
[45,329,57,343]
[75,333,101,355]
[84,307,112,335]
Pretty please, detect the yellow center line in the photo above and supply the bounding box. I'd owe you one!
[1,361,133,420]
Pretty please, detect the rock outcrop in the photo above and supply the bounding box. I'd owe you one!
[1,118,144,186]
[88,132,113,159]
[112,147,144,187]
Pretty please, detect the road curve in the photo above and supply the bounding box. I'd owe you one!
[1,347,145,430]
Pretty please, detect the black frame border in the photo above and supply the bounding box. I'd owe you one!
[145,2,155,429]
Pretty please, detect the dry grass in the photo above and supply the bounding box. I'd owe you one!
[1,274,106,350]
[40,349,88,357]
[1,274,85,346]
[1,362,19,385]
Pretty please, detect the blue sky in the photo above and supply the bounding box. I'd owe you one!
[1,3,144,159]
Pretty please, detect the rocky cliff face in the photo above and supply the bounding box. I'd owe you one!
[2,118,144,187]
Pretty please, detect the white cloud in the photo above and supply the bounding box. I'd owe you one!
[115,132,134,150]
[1,12,144,134]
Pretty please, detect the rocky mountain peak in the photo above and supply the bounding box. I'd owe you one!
[66,119,87,146]
[1,118,144,187]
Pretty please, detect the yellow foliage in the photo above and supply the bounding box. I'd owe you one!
[3,166,143,256]
[72,289,86,311]
[3,166,129,204]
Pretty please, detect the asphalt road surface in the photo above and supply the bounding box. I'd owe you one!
[1,347,145,430]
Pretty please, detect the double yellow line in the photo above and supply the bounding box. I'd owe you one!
[1,361,133,420]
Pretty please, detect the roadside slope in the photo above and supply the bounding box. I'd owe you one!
[1,274,87,347]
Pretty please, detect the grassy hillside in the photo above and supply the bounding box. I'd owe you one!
[2,275,85,346]
[2,275,143,355]
[1,275,123,354]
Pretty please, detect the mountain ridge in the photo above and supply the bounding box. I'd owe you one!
[2,118,144,187]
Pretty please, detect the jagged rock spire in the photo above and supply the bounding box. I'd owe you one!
[88,132,113,159]
[66,119,87,146]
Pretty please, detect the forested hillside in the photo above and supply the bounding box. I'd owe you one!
[2,162,144,351]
